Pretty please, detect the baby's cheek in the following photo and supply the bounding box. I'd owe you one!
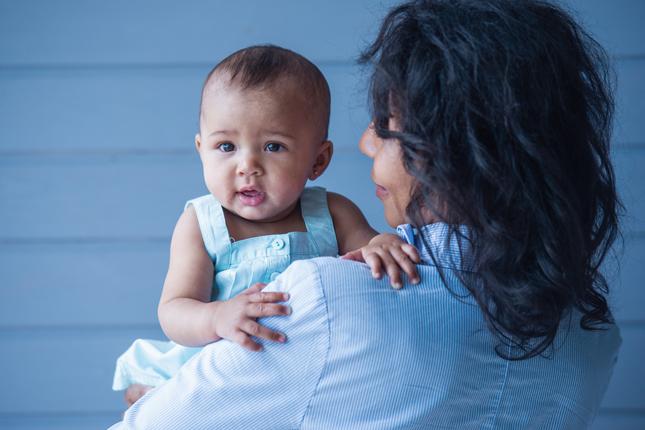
[278,173,308,193]
[206,174,232,202]
[282,185,306,204]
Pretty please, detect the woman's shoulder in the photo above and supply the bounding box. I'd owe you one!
[310,257,481,317]
[278,257,621,427]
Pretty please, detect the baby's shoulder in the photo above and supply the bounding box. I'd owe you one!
[325,191,360,217]
[184,193,218,211]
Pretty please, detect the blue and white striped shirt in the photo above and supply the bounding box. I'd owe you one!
[110,223,620,429]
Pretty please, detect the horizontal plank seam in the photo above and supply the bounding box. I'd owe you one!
[0,236,169,245]
[0,230,645,246]
[596,407,645,416]
[0,55,641,71]
[1,320,644,334]
[0,410,121,418]
[0,147,352,159]
[0,323,160,331]
[1,232,645,245]
[0,149,195,157]
[614,54,645,62]
[1,231,644,245]
[0,59,355,71]
[0,148,323,157]
[0,407,644,419]
[0,143,642,159]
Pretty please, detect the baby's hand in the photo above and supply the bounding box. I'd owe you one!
[342,233,420,289]
[211,283,291,351]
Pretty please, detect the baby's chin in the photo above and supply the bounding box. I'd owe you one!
[225,204,293,224]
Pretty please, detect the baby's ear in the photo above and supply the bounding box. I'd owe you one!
[309,140,333,180]
[194,133,202,152]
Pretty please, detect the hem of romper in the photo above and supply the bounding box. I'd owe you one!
[112,361,169,391]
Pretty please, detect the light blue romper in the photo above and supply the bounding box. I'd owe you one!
[112,186,338,390]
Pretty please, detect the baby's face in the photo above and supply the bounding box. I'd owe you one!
[196,77,328,222]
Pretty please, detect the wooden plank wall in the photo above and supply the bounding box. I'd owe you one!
[0,1,643,428]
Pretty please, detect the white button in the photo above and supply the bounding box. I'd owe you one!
[271,238,285,250]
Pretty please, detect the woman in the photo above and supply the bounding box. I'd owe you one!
[111,1,621,428]
[359,0,621,361]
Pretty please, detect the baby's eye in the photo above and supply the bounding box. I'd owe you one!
[217,142,235,152]
[265,142,284,152]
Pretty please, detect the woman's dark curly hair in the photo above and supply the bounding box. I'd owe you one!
[360,0,621,359]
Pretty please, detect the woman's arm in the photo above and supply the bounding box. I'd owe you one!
[110,260,330,430]
[158,206,289,349]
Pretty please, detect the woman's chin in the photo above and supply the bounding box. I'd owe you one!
[383,209,407,228]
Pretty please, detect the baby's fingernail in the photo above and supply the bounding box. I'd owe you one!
[393,282,402,289]
[412,278,420,284]
[372,271,381,279]
[278,335,286,343]
[283,293,290,300]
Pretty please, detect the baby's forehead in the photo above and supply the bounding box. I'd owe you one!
[200,75,327,140]
[202,74,320,117]
[203,72,307,102]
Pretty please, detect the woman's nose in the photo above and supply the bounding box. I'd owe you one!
[359,123,379,158]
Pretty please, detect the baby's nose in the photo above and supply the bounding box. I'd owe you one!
[237,153,262,176]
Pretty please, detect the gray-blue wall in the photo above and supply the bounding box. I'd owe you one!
[0,1,643,429]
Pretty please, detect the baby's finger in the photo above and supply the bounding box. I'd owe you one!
[391,247,420,284]
[363,251,384,279]
[246,291,290,304]
[246,302,292,318]
[340,249,365,262]
[377,250,403,289]
[232,331,263,352]
[243,283,267,295]
[242,321,286,343]
[402,244,421,263]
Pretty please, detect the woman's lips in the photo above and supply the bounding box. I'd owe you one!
[237,189,266,206]
[375,185,388,199]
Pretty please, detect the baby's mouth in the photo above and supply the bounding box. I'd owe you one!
[237,188,266,206]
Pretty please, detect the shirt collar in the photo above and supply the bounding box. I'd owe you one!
[396,222,473,270]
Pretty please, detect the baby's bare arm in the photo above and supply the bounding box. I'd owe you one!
[158,207,290,349]
[327,192,378,255]
[328,192,420,288]
[157,206,221,346]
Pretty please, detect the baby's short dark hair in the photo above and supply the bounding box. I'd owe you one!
[200,45,331,140]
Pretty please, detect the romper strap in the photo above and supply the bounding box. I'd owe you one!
[184,195,231,267]
[300,186,339,256]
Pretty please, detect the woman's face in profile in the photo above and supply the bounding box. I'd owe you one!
[359,118,415,227]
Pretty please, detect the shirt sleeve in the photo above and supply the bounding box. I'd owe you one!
[108,259,330,430]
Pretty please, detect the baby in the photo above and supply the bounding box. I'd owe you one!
[113,45,420,406]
